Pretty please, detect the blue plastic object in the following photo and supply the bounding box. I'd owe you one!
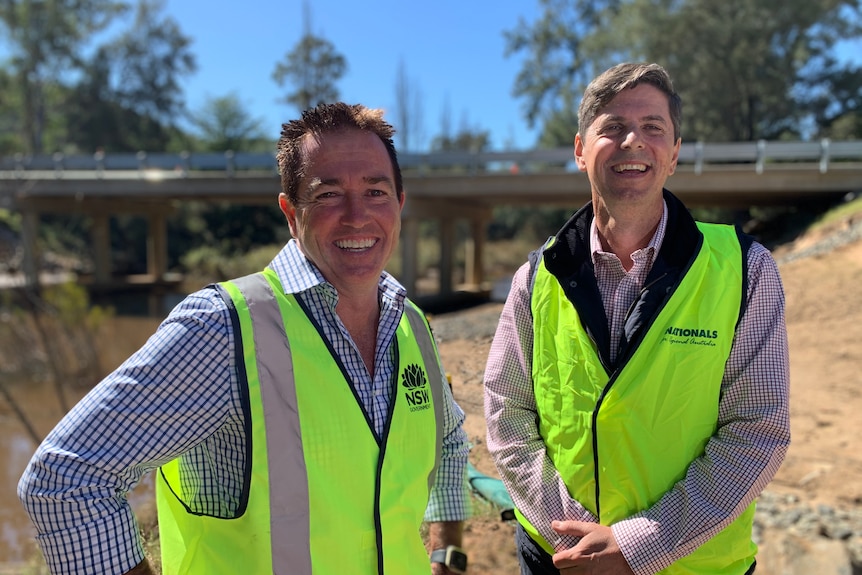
[467,461,516,521]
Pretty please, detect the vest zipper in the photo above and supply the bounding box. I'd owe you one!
[593,272,670,520]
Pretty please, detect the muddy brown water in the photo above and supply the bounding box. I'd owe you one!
[1,316,162,564]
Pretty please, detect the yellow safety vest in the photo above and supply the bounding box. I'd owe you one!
[521,223,757,574]
[157,269,444,574]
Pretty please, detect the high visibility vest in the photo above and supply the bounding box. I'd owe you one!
[521,223,757,575]
[157,269,445,574]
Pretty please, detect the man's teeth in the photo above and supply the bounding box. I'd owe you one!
[336,239,376,249]
[614,164,647,172]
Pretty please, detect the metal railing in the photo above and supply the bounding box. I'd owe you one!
[1,139,860,179]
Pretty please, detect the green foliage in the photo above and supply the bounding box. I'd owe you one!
[0,0,196,154]
[431,128,491,153]
[507,0,862,142]
[0,208,21,231]
[189,93,270,152]
[804,63,862,139]
[38,214,91,270]
[43,281,113,330]
[271,3,346,113]
[811,192,862,228]
[110,0,196,121]
[537,87,580,149]
[0,0,129,154]
[0,281,113,398]
[169,202,289,270]
[180,244,281,290]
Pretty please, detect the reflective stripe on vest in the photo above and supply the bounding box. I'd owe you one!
[519,223,757,575]
[157,269,444,574]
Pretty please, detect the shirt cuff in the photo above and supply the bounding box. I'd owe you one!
[35,505,145,575]
[424,481,472,523]
[612,517,670,575]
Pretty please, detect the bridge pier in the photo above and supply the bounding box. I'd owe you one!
[15,197,175,290]
[146,212,168,280]
[20,211,39,288]
[464,215,489,289]
[401,196,493,298]
[92,214,111,284]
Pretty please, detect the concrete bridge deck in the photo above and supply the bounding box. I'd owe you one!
[2,140,861,299]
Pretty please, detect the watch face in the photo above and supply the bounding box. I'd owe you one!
[448,549,468,572]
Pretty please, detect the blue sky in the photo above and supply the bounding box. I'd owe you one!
[162,0,543,151]
[161,0,862,152]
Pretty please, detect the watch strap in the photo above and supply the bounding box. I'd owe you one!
[430,548,447,563]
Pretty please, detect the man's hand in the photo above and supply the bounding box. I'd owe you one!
[551,521,634,575]
[124,560,156,575]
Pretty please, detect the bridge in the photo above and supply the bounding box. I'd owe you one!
[1,139,861,300]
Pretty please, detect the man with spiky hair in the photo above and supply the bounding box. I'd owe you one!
[20,102,471,575]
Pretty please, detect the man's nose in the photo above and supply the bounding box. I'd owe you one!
[342,193,371,225]
[621,129,645,149]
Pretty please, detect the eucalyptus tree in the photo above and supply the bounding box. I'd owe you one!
[108,0,196,144]
[0,0,127,154]
[394,58,425,152]
[271,2,347,113]
[189,92,269,152]
[505,0,862,142]
[803,56,862,138]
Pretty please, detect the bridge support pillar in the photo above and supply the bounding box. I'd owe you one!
[439,218,455,294]
[465,215,488,288]
[147,212,168,280]
[91,214,111,285]
[400,216,420,297]
[21,210,39,289]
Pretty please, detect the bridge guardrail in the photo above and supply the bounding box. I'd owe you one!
[1,140,860,179]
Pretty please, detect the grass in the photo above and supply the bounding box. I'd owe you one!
[809,193,862,230]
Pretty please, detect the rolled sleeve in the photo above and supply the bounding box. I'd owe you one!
[17,287,239,574]
[30,501,144,575]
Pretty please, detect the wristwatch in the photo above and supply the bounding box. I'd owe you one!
[430,545,468,574]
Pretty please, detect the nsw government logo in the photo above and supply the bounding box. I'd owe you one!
[401,363,431,412]
[661,325,719,348]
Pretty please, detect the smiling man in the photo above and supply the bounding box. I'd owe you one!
[483,63,790,575]
[19,103,471,575]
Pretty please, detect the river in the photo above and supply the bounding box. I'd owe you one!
[0,315,162,567]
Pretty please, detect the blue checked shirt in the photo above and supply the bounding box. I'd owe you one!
[18,239,471,575]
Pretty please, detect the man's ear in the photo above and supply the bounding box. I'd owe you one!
[574,134,587,172]
[279,193,298,237]
[668,137,681,176]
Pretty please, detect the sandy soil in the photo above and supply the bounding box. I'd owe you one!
[430,217,862,574]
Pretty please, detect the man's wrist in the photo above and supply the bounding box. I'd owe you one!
[430,544,468,574]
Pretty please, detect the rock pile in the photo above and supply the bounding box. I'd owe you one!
[754,490,861,575]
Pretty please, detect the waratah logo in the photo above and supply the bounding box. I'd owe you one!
[402,363,430,411]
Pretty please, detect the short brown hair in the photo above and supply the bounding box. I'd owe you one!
[276,102,403,206]
[577,62,681,141]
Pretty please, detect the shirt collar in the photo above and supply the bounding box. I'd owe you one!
[268,239,407,304]
[589,200,668,265]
